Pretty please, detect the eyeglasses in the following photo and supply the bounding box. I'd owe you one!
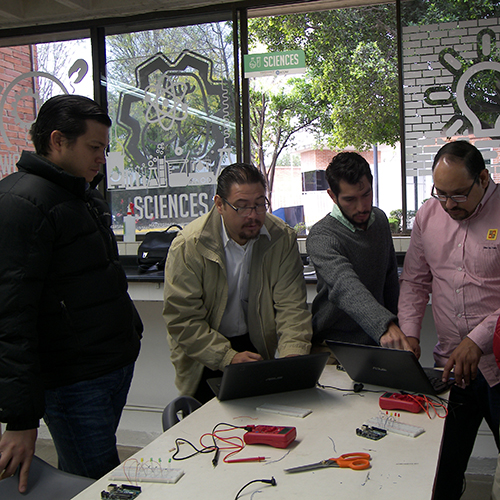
[223,198,270,217]
[431,174,478,203]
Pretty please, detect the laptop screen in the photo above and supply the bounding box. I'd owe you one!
[208,352,329,401]
[326,340,451,395]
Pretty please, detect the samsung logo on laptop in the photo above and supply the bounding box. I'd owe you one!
[373,366,388,372]
[266,376,284,382]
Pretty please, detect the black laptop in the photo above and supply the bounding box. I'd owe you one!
[326,340,453,396]
[207,352,329,401]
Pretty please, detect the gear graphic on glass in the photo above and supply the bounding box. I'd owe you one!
[116,50,232,171]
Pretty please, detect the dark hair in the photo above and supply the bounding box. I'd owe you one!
[325,152,373,197]
[29,94,111,156]
[216,163,267,199]
[432,140,486,180]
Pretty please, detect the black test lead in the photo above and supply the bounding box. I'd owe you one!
[212,447,220,467]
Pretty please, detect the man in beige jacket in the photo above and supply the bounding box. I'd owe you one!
[163,163,312,402]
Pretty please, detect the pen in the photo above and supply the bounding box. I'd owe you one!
[226,457,266,463]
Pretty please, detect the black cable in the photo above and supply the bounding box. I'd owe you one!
[317,382,385,394]
[171,437,217,461]
[172,422,249,462]
[234,477,277,499]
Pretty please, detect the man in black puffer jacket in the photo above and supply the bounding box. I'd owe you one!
[0,95,142,492]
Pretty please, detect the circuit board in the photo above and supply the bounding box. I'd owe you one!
[101,483,141,499]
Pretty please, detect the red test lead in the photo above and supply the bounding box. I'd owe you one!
[226,457,267,463]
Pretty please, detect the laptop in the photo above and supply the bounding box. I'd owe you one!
[326,340,454,395]
[207,352,329,401]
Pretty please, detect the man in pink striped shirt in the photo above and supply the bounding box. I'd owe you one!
[399,140,500,499]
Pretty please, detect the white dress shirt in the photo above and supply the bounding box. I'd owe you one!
[218,219,270,338]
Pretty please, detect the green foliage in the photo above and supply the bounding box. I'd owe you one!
[249,80,322,192]
[249,5,399,151]
[401,0,500,25]
[249,1,500,154]
[293,222,307,236]
[389,209,418,232]
[276,150,301,167]
[388,217,401,233]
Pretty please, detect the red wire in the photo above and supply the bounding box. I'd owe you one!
[200,425,266,464]
[406,394,448,419]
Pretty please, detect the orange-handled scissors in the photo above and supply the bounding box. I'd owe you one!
[284,452,371,473]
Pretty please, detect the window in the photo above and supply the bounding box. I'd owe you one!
[401,1,500,227]
[105,21,237,234]
[0,38,92,180]
[247,4,402,232]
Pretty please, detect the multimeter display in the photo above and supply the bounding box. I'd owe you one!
[243,425,297,448]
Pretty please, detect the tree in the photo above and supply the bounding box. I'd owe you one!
[107,23,233,86]
[249,1,500,152]
[249,5,399,151]
[249,79,322,203]
[401,0,500,25]
[36,40,89,101]
[105,22,236,162]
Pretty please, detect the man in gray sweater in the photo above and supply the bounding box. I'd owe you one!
[307,152,414,353]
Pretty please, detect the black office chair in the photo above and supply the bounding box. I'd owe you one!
[162,396,202,431]
[0,455,94,499]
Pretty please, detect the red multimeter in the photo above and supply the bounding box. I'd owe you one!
[379,392,424,413]
[243,425,297,448]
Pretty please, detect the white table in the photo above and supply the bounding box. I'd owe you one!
[72,366,445,499]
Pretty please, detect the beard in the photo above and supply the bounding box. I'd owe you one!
[237,218,263,242]
[444,207,472,220]
[337,202,372,229]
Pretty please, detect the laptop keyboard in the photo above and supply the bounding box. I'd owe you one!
[423,368,454,394]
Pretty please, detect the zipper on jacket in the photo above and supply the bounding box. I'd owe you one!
[85,201,118,261]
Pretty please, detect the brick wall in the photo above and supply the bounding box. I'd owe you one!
[300,148,377,171]
[402,18,500,197]
[0,45,36,180]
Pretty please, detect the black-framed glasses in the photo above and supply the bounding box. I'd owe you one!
[223,197,270,217]
[431,174,479,203]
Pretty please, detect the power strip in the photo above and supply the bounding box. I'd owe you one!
[109,465,184,484]
[365,416,425,438]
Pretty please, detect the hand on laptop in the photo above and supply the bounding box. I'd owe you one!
[442,337,482,386]
[380,322,420,358]
[406,337,421,359]
[231,351,263,364]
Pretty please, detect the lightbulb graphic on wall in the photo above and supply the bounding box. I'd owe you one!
[424,28,500,138]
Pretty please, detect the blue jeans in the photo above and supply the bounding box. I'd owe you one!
[43,363,134,479]
[434,370,500,499]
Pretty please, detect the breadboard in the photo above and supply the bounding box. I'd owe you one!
[109,465,184,484]
[365,416,425,438]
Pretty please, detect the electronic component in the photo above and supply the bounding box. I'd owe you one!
[243,425,297,448]
[101,483,141,499]
[356,424,387,440]
[257,403,312,418]
[379,392,424,413]
[109,465,184,484]
[365,416,425,438]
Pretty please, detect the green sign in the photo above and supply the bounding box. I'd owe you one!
[244,50,306,78]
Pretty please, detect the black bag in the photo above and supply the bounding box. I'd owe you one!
[137,224,182,272]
